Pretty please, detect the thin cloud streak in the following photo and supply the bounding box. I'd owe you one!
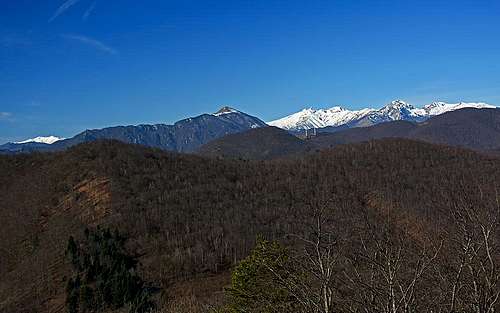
[0,112,12,120]
[62,34,118,55]
[49,0,82,22]
[83,1,96,21]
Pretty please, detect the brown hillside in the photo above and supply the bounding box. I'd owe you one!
[1,139,499,312]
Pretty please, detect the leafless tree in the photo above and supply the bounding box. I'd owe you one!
[291,209,341,313]
[441,189,500,313]
[258,206,342,313]
[342,207,441,313]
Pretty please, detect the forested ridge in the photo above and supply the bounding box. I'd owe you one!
[1,139,500,312]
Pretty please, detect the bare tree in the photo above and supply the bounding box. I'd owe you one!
[442,190,500,313]
[258,206,342,313]
[342,207,441,313]
[291,209,341,313]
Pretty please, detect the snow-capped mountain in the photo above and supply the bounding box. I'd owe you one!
[267,106,375,130]
[212,106,265,129]
[268,100,496,131]
[1,106,267,154]
[16,136,64,145]
[421,101,495,116]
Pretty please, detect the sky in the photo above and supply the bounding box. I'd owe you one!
[1,0,500,143]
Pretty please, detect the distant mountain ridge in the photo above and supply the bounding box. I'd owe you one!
[268,100,496,131]
[0,107,267,153]
[198,108,500,159]
[2,101,498,155]
[310,107,500,151]
[16,136,64,145]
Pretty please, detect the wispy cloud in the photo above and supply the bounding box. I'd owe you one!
[62,34,118,55]
[49,0,82,22]
[83,1,97,20]
[0,112,12,120]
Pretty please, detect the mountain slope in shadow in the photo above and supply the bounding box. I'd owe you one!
[197,126,315,160]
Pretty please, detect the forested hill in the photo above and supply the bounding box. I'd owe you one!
[197,126,314,160]
[1,139,499,312]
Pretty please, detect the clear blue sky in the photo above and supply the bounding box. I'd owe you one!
[1,0,500,143]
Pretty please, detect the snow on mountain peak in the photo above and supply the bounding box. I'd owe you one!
[375,100,423,121]
[16,136,64,145]
[214,106,240,116]
[268,105,376,130]
[422,101,495,116]
[268,100,497,131]
[386,100,414,109]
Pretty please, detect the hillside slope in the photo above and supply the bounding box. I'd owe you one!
[197,126,314,160]
[1,139,500,312]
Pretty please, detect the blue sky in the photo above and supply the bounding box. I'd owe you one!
[1,0,500,143]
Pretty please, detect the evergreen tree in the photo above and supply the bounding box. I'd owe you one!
[226,237,297,313]
[64,228,153,313]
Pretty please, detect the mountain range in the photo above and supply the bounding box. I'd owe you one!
[268,100,495,131]
[197,107,500,159]
[0,107,266,154]
[311,107,500,151]
[1,100,497,155]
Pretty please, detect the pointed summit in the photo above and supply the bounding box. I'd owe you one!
[214,106,239,116]
[375,100,422,122]
[382,100,415,110]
